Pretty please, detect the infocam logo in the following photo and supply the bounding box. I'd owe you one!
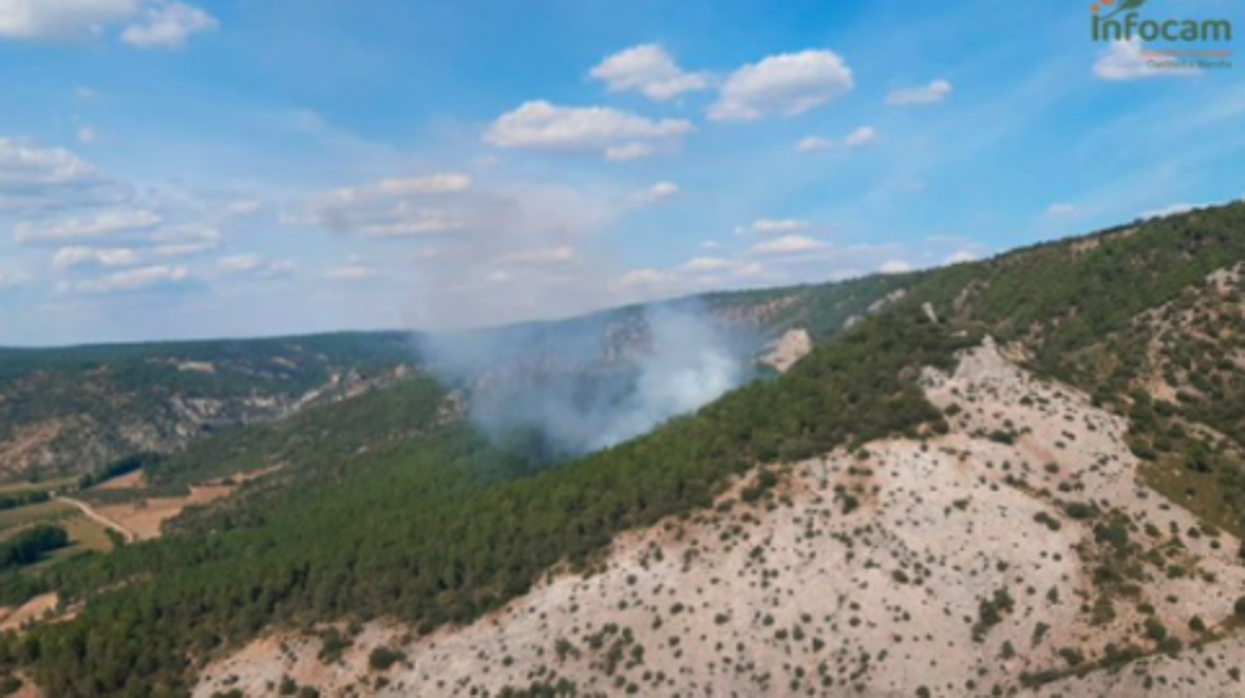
[1090,0,1233,72]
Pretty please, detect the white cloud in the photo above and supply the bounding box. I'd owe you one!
[150,223,218,243]
[844,126,876,149]
[51,246,142,270]
[485,101,692,159]
[259,260,297,278]
[734,262,766,278]
[70,264,187,294]
[628,181,679,207]
[944,250,978,264]
[750,235,826,255]
[15,209,162,245]
[0,0,214,48]
[325,175,473,203]
[738,219,809,236]
[1094,39,1196,81]
[323,264,377,282]
[225,199,261,216]
[879,259,912,274]
[217,253,296,278]
[796,126,874,153]
[620,268,668,286]
[709,50,854,121]
[121,1,216,49]
[152,242,213,256]
[294,174,608,253]
[351,218,467,238]
[0,138,126,212]
[149,223,221,255]
[499,246,576,265]
[294,174,476,239]
[590,44,709,101]
[1140,202,1206,219]
[0,0,139,40]
[604,142,654,162]
[0,137,93,186]
[618,237,973,307]
[217,253,263,274]
[1046,203,1076,216]
[886,79,952,106]
[796,136,834,153]
[681,257,735,272]
[76,126,99,145]
[0,267,28,290]
[290,175,617,330]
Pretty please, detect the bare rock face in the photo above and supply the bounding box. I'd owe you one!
[194,342,1245,698]
[0,364,414,481]
[761,328,813,373]
[846,288,910,331]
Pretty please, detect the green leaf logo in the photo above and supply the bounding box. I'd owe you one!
[1103,0,1147,19]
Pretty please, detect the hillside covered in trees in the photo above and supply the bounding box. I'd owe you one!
[0,203,1243,696]
[0,273,912,484]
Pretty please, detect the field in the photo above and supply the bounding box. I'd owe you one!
[0,478,76,497]
[0,477,117,567]
[0,500,76,532]
[197,341,1245,698]
[88,482,237,541]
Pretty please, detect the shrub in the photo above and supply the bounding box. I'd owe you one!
[1063,502,1097,520]
[368,646,405,672]
[0,677,23,697]
[840,493,860,515]
[987,430,1016,446]
[1034,511,1062,532]
[973,588,1015,642]
[317,630,351,664]
[1057,647,1085,667]
[1144,618,1168,643]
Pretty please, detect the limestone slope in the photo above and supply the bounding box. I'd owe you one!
[195,340,1245,698]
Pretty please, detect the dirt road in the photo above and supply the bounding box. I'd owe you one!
[56,496,137,544]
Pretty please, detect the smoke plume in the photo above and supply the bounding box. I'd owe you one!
[420,303,753,458]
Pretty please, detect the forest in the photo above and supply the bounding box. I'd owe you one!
[0,202,1242,696]
[0,310,969,696]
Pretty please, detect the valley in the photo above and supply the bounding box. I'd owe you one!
[193,338,1245,698]
[0,204,1243,697]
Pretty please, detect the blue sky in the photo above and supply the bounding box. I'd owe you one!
[0,0,1242,346]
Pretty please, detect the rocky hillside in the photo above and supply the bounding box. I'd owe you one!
[0,273,912,482]
[1,203,1243,697]
[196,339,1245,698]
[0,333,416,481]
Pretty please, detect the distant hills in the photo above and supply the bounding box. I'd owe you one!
[0,272,912,481]
[0,202,1242,697]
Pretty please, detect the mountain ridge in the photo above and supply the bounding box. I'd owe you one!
[0,272,913,481]
[0,202,1243,696]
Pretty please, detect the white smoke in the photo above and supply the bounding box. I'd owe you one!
[420,303,752,457]
[589,308,743,449]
